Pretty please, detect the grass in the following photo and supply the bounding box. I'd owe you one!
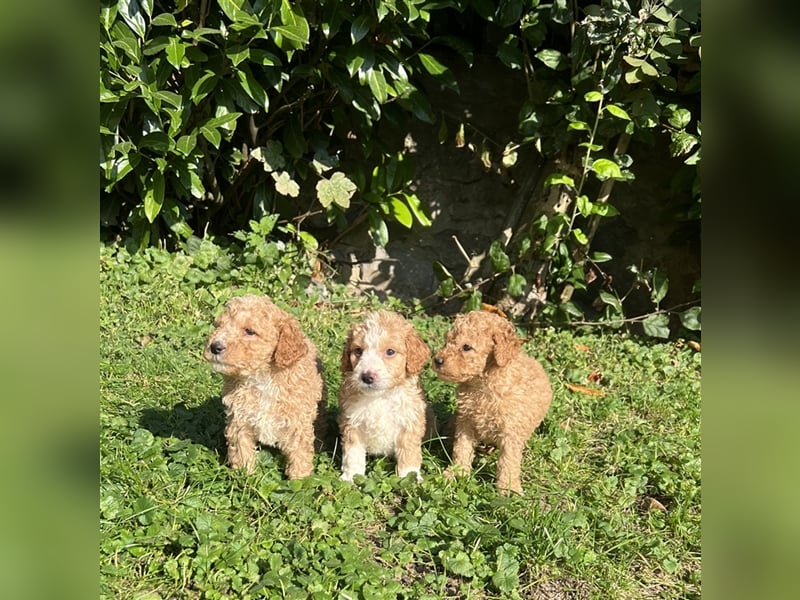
[100,241,700,599]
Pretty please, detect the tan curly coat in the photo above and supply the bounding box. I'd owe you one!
[204,295,326,479]
[433,310,552,494]
[337,310,434,482]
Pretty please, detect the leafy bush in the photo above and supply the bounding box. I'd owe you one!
[100,0,700,337]
[430,0,701,336]
[99,215,331,307]
[100,0,446,248]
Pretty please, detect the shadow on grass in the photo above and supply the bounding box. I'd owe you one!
[139,396,227,458]
[139,399,343,467]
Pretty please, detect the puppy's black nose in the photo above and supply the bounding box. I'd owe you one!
[360,372,375,385]
[209,341,224,355]
[433,357,444,368]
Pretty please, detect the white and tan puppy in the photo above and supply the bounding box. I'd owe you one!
[337,310,433,482]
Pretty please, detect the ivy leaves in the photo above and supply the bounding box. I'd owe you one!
[482,0,699,336]
[316,172,357,209]
[272,171,300,198]
[100,0,438,248]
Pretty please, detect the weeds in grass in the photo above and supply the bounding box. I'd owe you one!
[100,240,700,599]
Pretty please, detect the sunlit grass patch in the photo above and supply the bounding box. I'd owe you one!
[100,243,700,599]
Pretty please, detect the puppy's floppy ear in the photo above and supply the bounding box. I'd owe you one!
[274,318,308,368]
[491,318,521,367]
[340,330,354,373]
[404,327,431,375]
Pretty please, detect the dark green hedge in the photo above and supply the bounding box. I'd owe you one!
[100,0,700,332]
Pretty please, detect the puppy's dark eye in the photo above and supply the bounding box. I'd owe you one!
[385,348,396,357]
[244,328,257,336]
[353,347,363,357]
[461,344,473,352]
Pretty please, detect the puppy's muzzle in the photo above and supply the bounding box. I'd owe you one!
[360,371,376,385]
[208,340,225,355]
[433,356,444,369]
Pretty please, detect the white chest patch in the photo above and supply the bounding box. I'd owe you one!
[225,376,287,448]
[343,387,416,456]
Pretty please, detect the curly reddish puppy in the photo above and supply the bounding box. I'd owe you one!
[433,310,552,494]
[204,295,326,479]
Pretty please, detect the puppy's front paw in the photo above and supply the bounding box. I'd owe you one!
[398,466,422,482]
[497,485,524,497]
[340,472,355,483]
[228,456,256,475]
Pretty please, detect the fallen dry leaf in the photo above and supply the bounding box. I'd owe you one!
[311,259,324,282]
[481,303,507,319]
[688,340,701,352]
[644,496,668,512]
[565,383,605,397]
[575,344,591,352]
[588,371,603,383]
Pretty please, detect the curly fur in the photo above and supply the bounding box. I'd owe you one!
[204,295,326,479]
[337,310,434,482]
[433,310,552,494]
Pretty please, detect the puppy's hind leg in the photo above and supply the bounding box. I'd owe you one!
[395,428,424,482]
[283,431,315,479]
[495,439,525,495]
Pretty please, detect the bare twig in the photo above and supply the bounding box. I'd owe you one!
[565,300,701,328]
[451,234,484,281]
[451,234,472,266]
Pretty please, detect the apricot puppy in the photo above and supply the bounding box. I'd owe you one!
[433,310,552,494]
[204,295,326,479]
[338,310,433,482]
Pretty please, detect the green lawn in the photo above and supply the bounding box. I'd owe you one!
[100,243,700,599]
